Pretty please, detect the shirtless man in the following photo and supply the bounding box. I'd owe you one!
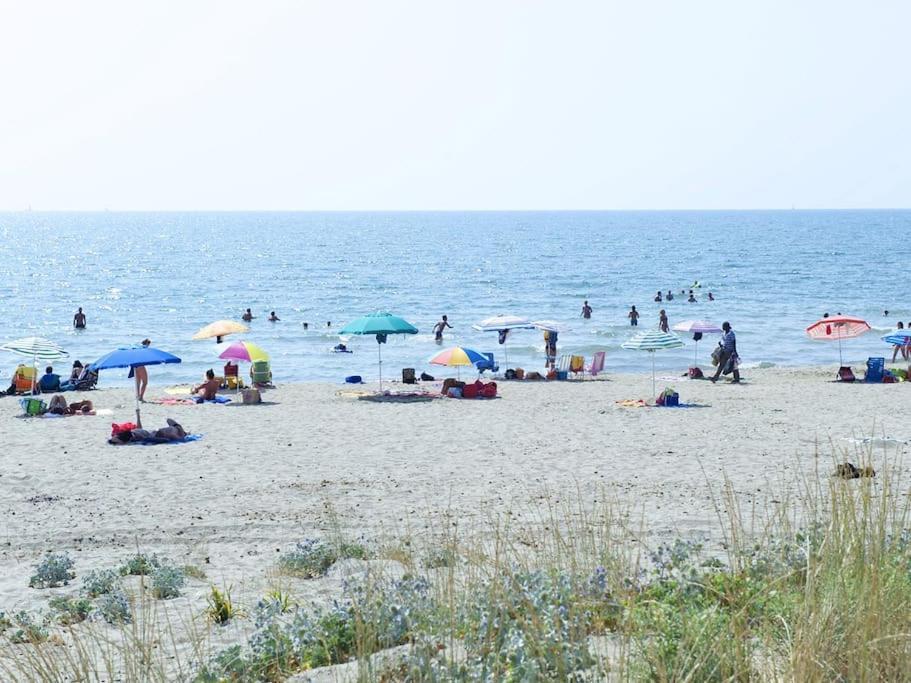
[192,369,221,401]
[581,301,593,319]
[432,315,452,343]
[73,307,87,329]
[242,308,254,322]
[628,306,639,326]
[268,311,280,322]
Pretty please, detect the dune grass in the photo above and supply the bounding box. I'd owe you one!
[2,443,910,681]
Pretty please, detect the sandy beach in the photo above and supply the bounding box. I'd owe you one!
[2,366,908,604]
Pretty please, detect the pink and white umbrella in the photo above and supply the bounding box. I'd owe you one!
[805,315,870,366]
[672,320,722,367]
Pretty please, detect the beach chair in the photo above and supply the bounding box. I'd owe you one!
[13,366,37,394]
[555,354,571,380]
[250,360,272,386]
[475,353,499,375]
[864,357,885,383]
[569,355,585,379]
[586,351,605,379]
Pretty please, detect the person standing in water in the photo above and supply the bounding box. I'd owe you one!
[658,309,669,333]
[581,301,593,319]
[654,291,663,302]
[242,309,254,322]
[628,306,639,326]
[268,311,280,321]
[130,339,151,402]
[432,315,452,343]
[73,307,87,329]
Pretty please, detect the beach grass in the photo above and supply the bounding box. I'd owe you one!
[2,442,910,681]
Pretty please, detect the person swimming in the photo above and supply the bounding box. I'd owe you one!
[654,291,662,302]
[687,291,697,303]
[708,292,715,301]
[333,343,352,353]
[666,291,674,301]
[268,311,280,321]
[242,308,254,322]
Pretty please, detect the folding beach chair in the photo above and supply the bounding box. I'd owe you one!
[476,353,499,375]
[569,355,585,379]
[864,357,884,383]
[586,351,605,379]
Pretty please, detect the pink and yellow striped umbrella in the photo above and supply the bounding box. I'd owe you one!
[217,340,269,363]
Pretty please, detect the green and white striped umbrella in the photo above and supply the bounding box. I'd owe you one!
[621,330,684,397]
[1,336,69,361]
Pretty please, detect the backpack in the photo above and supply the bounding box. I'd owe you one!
[688,367,704,379]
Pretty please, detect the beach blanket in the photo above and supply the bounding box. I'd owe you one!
[108,434,203,446]
[150,396,232,405]
[616,399,649,408]
[336,389,438,403]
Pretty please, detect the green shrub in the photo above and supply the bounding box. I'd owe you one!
[29,552,75,588]
[151,565,186,600]
[49,596,93,626]
[81,568,120,598]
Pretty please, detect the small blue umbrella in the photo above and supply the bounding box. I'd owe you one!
[882,330,911,346]
[340,312,418,389]
[93,345,182,427]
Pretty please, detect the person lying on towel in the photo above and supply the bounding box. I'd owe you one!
[109,418,187,444]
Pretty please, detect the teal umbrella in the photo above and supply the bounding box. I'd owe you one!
[340,312,418,389]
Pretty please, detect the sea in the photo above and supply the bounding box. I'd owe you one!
[0,210,907,386]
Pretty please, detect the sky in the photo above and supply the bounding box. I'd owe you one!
[0,1,909,211]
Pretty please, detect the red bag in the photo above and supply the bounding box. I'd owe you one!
[111,422,136,436]
[481,382,497,398]
[462,383,480,399]
[688,367,703,379]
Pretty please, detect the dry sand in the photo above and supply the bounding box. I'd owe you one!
[0,365,908,674]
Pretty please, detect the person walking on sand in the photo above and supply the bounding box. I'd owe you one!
[628,305,639,326]
[581,301,593,319]
[432,315,452,343]
[73,307,86,329]
[130,339,151,401]
[658,309,669,333]
[710,322,740,384]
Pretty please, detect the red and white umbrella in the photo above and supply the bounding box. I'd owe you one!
[805,315,870,366]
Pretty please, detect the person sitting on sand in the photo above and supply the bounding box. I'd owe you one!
[242,308,254,322]
[69,360,84,381]
[37,366,61,393]
[268,311,280,321]
[109,418,187,444]
[192,369,221,401]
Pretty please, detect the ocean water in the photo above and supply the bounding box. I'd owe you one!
[0,210,908,386]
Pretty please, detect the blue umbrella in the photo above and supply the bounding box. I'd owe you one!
[93,345,182,427]
[340,312,418,389]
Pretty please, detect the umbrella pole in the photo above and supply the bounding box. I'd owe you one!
[652,352,656,398]
[838,335,844,367]
[378,342,383,390]
[694,340,698,368]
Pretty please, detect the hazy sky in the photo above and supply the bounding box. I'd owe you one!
[1,1,908,210]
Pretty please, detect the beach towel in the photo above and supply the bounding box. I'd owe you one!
[150,396,232,405]
[616,399,648,408]
[108,434,203,446]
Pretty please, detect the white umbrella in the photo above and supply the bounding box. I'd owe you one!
[672,320,723,367]
[621,330,685,397]
[473,315,535,370]
[0,337,69,393]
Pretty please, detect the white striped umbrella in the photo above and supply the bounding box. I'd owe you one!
[622,330,685,397]
[1,337,69,393]
[473,315,535,370]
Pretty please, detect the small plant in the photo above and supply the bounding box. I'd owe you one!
[422,547,457,569]
[182,564,208,580]
[151,565,186,599]
[262,589,295,614]
[0,611,11,631]
[29,552,76,588]
[119,553,161,576]
[277,538,369,579]
[97,590,132,624]
[206,584,243,624]
[80,568,119,598]
[49,596,93,626]
[7,611,49,644]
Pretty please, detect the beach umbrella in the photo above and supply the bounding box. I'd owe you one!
[217,340,269,363]
[621,330,685,397]
[192,320,249,341]
[92,345,181,427]
[805,316,870,366]
[532,320,570,333]
[672,320,723,367]
[429,346,487,379]
[0,337,69,393]
[882,329,911,346]
[472,315,535,370]
[340,312,418,389]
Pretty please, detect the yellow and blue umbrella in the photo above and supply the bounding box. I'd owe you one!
[429,346,487,379]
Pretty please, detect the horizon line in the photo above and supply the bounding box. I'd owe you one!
[1,207,910,214]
